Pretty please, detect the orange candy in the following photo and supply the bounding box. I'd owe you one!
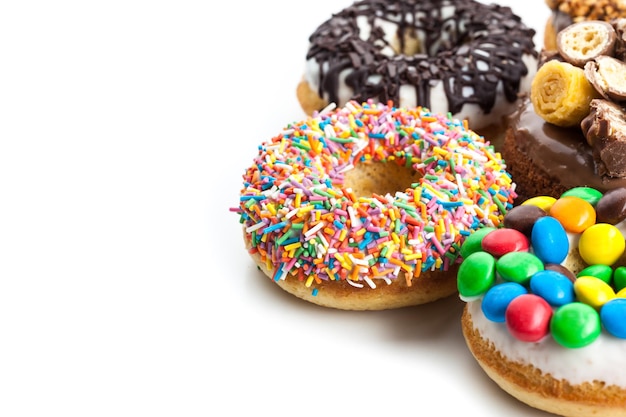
[549,196,596,233]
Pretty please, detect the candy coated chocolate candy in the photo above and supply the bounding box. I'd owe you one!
[460,227,496,259]
[577,264,613,284]
[561,186,603,206]
[457,251,496,298]
[596,187,626,224]
[616,287,626,298]
[530,270,575,306]
[496,252,544,285]
[481,228,529,257]
[545,263,577,283]
[600,298,626,338]
[481,282,528,323]
[531,216,569,264]
[505,294,553,342]
[522,196,556,212]
[614,266,626,291]
[503,204,547,237]
[574,276,616,309]
[578,223,625,265]
[551,302,601,348]
[549,196,596,233]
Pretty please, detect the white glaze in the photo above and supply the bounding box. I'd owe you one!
[468,300,626,387]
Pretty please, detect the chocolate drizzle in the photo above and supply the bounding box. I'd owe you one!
[306,0,537,114]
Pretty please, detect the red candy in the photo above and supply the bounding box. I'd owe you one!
[505,294,553,342]
[481,228,529,257]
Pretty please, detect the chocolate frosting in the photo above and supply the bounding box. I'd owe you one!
[306,0,537,113]
[509,98,626,192]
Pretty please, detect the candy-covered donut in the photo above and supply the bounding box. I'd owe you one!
[296,0,538,133]
[457,187,626,416]
[232,101,517,310]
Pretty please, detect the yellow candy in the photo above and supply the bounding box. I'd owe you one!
[549,196,596,233]
[616,287,626,299]
[574,276,616,309]
[578,223,625,265]
[521,196,556,212]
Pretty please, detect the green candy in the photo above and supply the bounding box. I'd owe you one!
[561,186,603,206]
[577,264,613,284]
[614,266,626,292]
[457,251,496,298]
[496,252,544,285]
[460,227,496,259]
[550,302,601,348]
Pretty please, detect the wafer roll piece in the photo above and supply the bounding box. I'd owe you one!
[531,59,600,127]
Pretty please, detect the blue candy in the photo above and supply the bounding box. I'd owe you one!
[530,270,575,307]
[600,299,626,339]
[531,216,569,264]
[481,282,528,322]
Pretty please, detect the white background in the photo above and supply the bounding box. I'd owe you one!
[1,0,556,416]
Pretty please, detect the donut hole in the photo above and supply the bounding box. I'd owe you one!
[392,22,465,56]
[343,161,421,197]
[391,27,424,56]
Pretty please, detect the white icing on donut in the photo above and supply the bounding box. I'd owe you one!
[397,55,536,129]
[465,222,626,387]
[468,300,626,387]
[304,55,537,130]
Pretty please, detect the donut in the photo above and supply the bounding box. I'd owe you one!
[296,0,538,136]
[457,187,626,416]
[231,100,517,310]
[503,97,626,202]
[503,19,626,202]
[543,0,626,50]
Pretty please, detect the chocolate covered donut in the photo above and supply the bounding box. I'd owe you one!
[503,97,626,202]
[504,19,626,202]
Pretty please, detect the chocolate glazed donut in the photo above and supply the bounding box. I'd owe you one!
[297,0,538,131]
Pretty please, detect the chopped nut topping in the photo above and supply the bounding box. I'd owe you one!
[547,0,626,22]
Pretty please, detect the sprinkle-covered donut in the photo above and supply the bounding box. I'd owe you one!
[458,186,626,416]
[296,0,538,131]
[231,101,517,310]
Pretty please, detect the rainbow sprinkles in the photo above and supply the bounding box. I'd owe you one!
[231,100,517,296]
